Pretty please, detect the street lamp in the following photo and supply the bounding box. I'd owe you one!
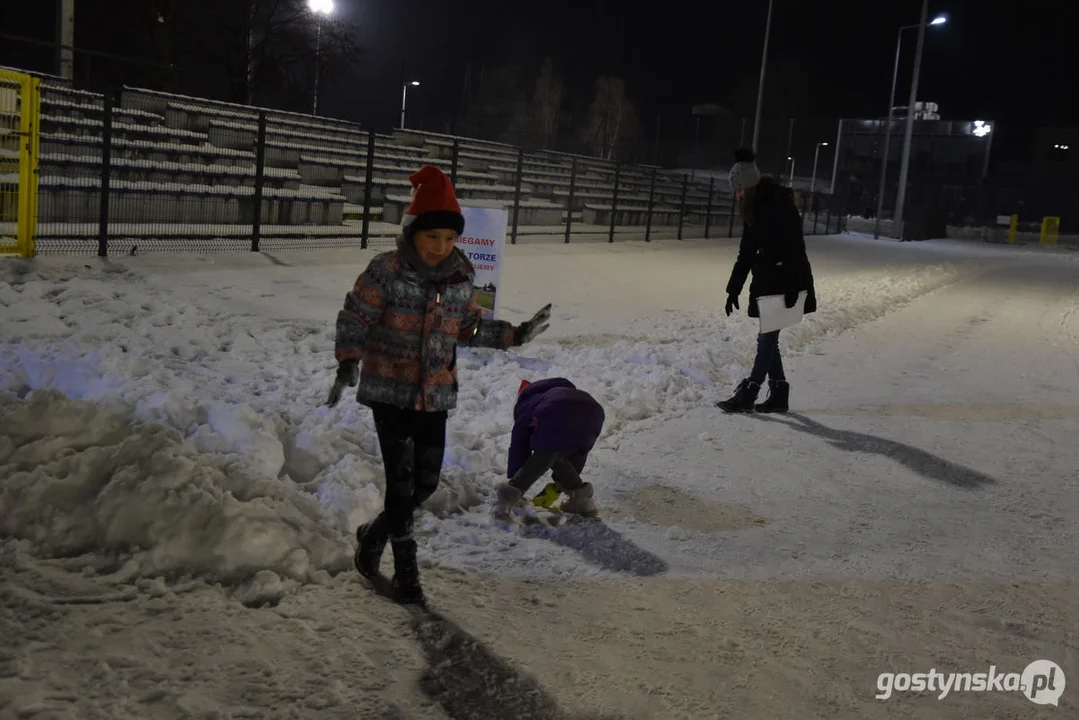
[400,81,420,129]
[810,142,828,195]
[788,155,795,186]
[751,0,775,152]
[308,0,334,116]
[892,0,946,240]
[874,9,948,239]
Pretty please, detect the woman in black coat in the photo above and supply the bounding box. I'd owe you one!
[717,149,817,413]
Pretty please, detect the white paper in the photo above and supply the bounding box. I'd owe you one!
[757,291,807,334]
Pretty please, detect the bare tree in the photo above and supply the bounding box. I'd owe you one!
[457,65,528,144]
[111,0,361,107]
[244,0,362,108]
[582,76,640,160]
[531,58,564,148]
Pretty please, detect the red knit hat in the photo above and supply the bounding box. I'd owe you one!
[402,165,465,236]
[518,379,532,395]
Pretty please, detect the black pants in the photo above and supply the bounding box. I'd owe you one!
[749,329,786,385]
[509,451,584,496]
[370,402,447,541]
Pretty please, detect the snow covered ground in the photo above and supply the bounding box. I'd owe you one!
[1,234,1077,719]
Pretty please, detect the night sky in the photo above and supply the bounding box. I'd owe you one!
[3,0,1077,134]
[342,0,1078,130]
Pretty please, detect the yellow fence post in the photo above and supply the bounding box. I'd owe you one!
[1040,216,1060,246]
[1008,214,1018,244]
[0,70,40,257]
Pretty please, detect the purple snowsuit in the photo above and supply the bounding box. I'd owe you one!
[507,378,606,485]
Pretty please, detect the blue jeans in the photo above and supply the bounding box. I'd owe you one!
[749,330,785,385]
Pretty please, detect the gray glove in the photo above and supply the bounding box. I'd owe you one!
[327,360,359,407]
[515,304,551,345]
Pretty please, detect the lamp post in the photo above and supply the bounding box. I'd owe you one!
[751,0,774,152]
[874,11,947,238]
[810,142,828,195]
[787,155,795,186]
[308,0,334,116]
[893,0,943,240]
[976,120,994,177]
[400,81,420,129]
[55,0,75,80]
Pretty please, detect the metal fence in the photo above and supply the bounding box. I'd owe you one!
[29,83,847,257]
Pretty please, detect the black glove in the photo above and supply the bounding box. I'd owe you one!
[327,360,359,407]
[784,290,800,309]
[724,294,739,317]
[515,303,551,345]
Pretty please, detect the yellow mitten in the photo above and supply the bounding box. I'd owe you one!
[531,482,562,510]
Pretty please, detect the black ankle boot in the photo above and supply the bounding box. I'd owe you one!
[354,514,388,579]
[716,379,761,413]
[390,538,425,605]
[754,380,790,413]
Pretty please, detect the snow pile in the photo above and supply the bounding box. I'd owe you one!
[0,242,969,589]
[0,390,349,600]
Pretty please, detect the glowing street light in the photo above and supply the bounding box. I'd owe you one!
[308,0,335,115]
[401,81,420,129]
[972,120,992,138]
[875,6,950,238]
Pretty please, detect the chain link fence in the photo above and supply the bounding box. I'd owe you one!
[29,81,847,257]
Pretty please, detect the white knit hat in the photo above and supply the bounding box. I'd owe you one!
[728,147,761,193]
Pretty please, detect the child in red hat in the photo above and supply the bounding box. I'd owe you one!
[328,164,552,605]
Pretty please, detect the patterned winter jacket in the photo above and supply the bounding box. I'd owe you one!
[335,235,518,412]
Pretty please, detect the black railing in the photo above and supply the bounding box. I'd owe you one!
[33,84,848,256]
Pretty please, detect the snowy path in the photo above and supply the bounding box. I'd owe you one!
[601,257,1079,584]
[1,236,1077,718]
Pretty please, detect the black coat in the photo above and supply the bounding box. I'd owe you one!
[725,179,817,318]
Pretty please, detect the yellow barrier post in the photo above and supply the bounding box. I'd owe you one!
[0,70,40,257]
[1040,216,1060,246]
[1009,214,1018,244]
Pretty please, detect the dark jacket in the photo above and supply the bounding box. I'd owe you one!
[506,378,606,479]
[725,178,817,319]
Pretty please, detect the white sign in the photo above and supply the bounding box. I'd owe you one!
[875,660,1065,705]
[458,205,508,320]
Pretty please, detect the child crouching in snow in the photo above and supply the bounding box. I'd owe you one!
[327,164,552,605]
[493,378,606,520]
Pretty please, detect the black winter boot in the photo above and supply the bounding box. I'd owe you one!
[716,380,761,413]
[754,380,790,413]
[354,513,388,579]
[390,538,425,605]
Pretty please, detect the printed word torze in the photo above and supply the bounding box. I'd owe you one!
[458,236,497,246]
[465,252,498,263]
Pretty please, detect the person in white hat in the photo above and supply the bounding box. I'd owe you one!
[718,148,817,413]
